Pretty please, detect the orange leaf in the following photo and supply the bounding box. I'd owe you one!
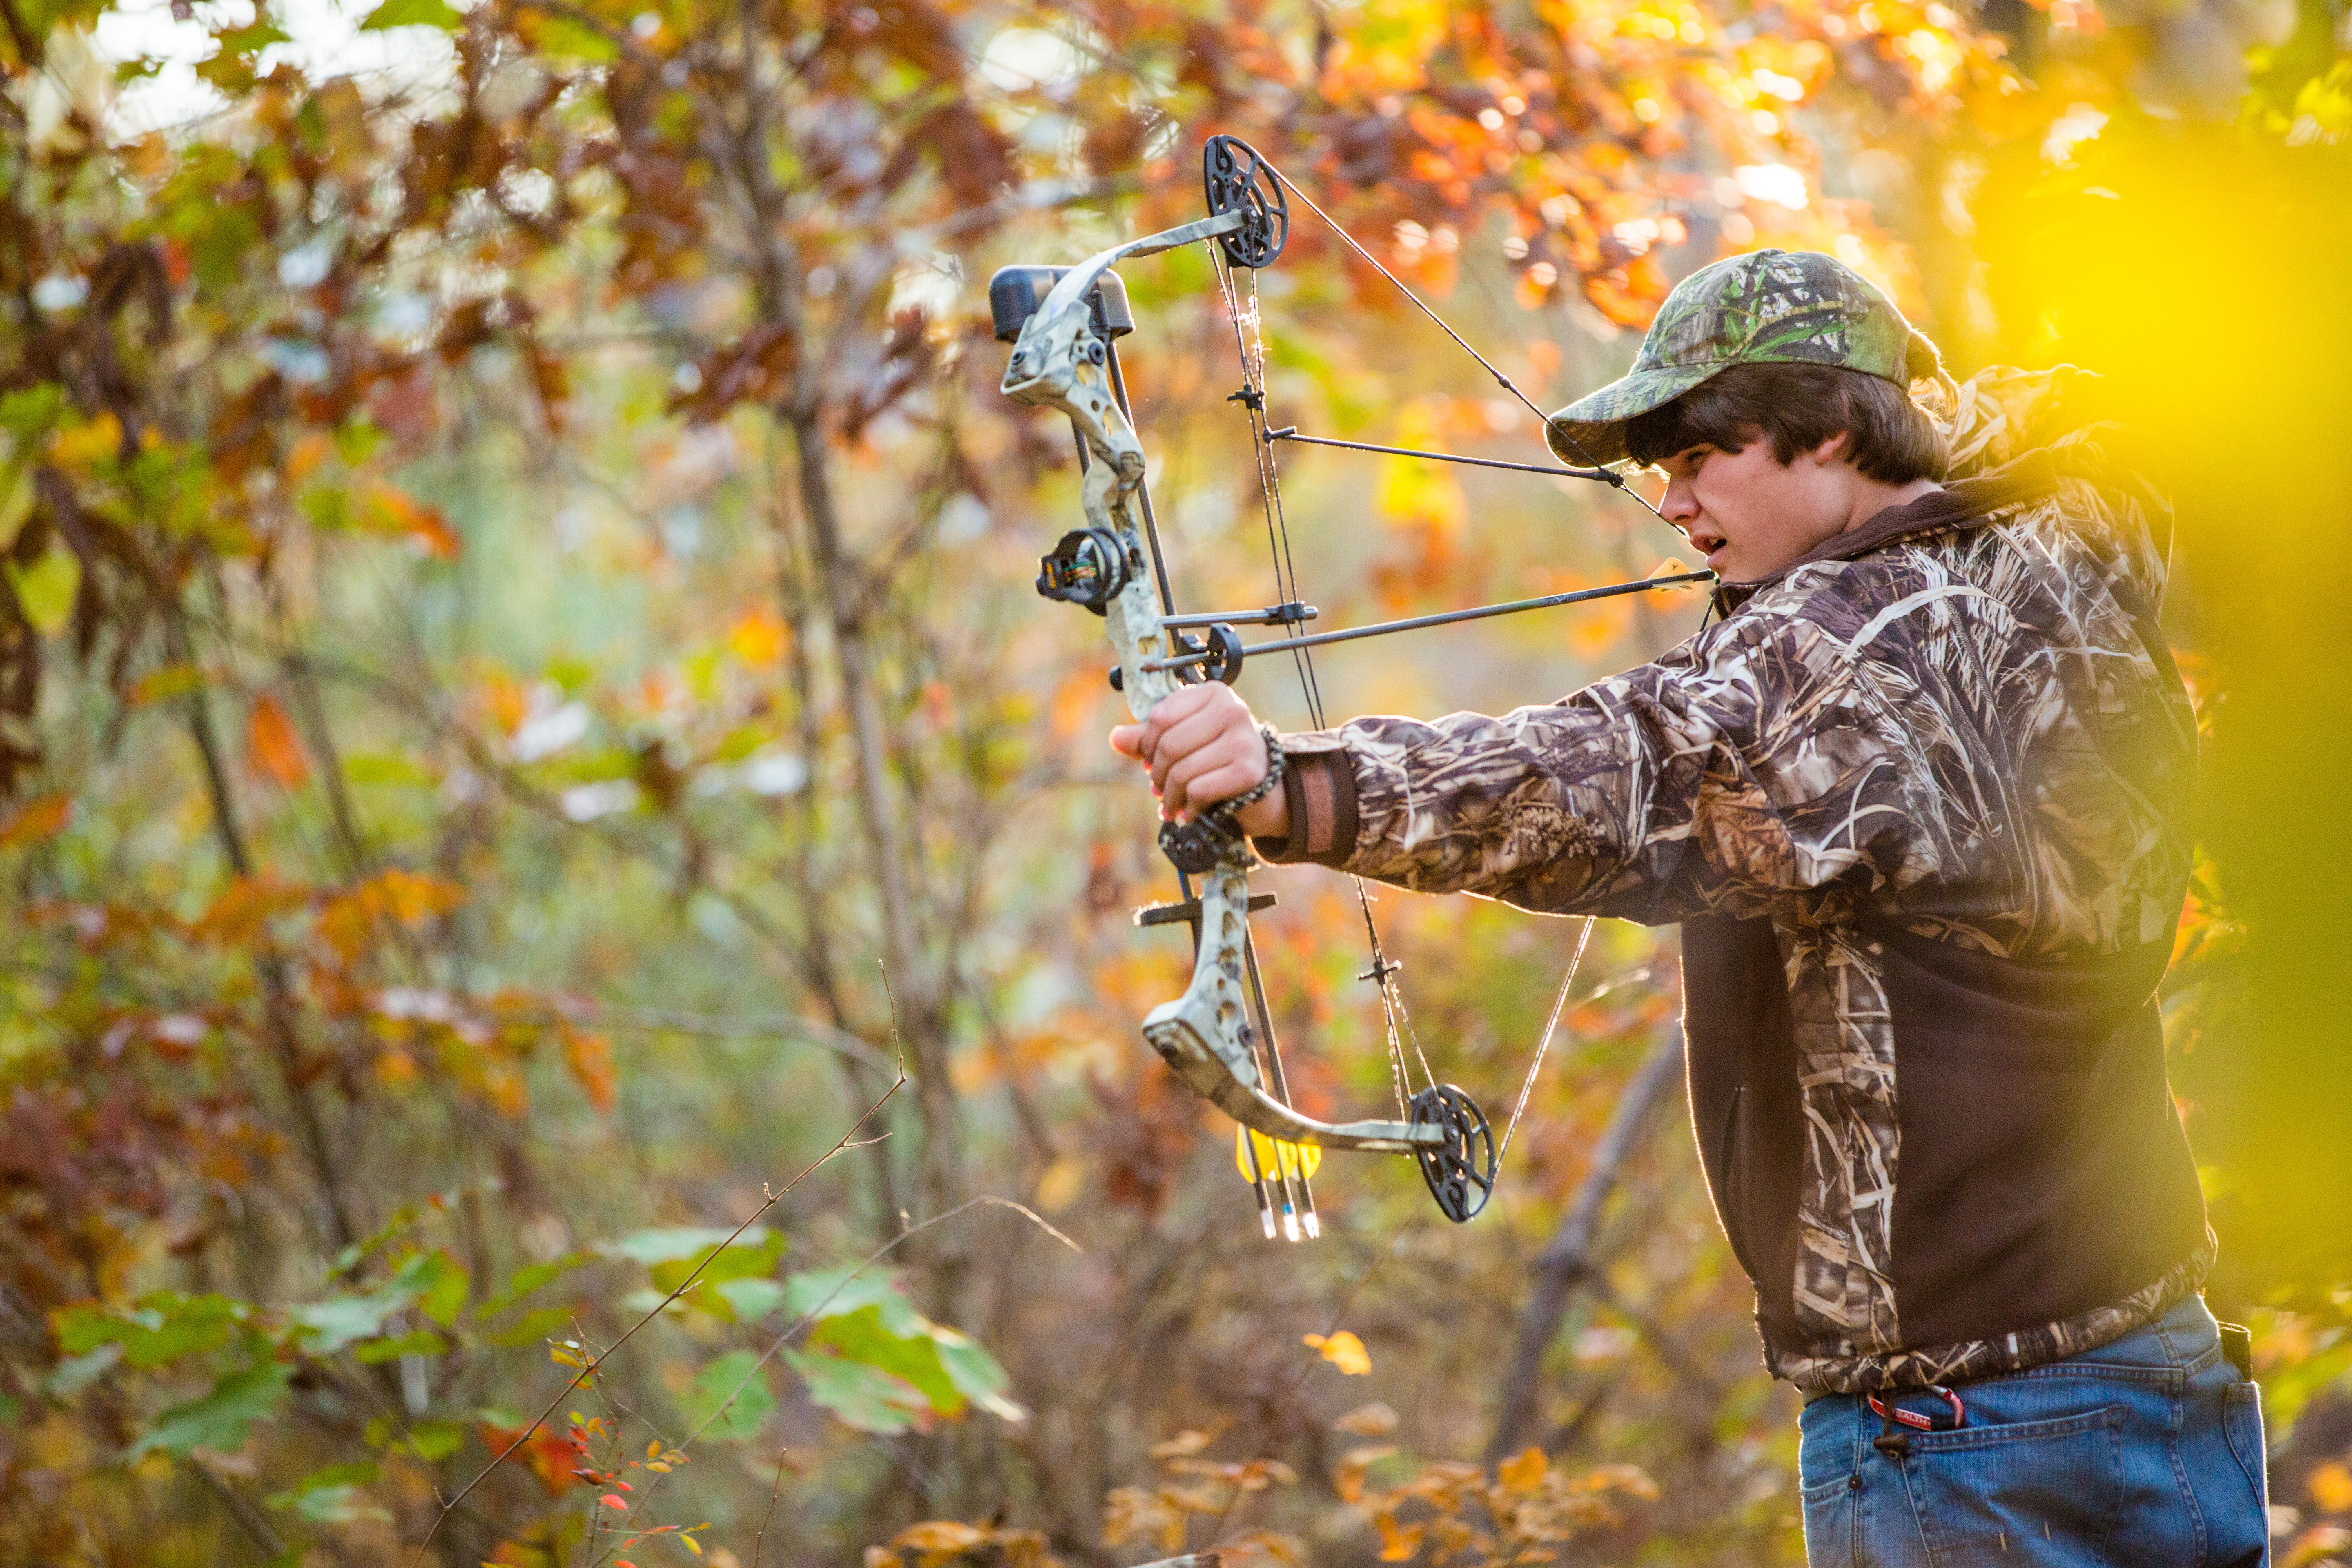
[600,1492,629,1511]
[247,695,310,788]
[0,794,71,849]
[364,479,461,559]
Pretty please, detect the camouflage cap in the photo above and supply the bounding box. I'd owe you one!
[1546,249,1940,468]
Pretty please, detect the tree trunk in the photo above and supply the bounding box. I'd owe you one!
[1487,1024,1684,1461]
[786,410,965,1274]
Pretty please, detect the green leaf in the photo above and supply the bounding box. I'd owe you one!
[0,383,64,433]
[711,1277,786,1322]
[267,1464,390,1524]
[604,1227,784,1296]
[931,1327,1025,1423]
[485,1305,572,1347]
[332,418,386,465]
[404,1419,466,1461]
[783,1348,926,1435]
[7,546,80,636]
[478,1252,588,1318]
[418,1251,470,1326]
[353,1330,450,1364]
[269,1461,376,1502]
[343,750,437,787]
[806,1304,960,1413]
[518,10,617,60]
[54,1294,245,1369]
[780,1266,912,1328]
[128,1361,293,1458]
[47,1344,122,1400]
[678,1351,776,1443]
[359,0,462,29]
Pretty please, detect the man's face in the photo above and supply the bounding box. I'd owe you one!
[1655,432,1862,583]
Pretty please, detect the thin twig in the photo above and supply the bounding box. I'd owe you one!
[749,1449,791,1568]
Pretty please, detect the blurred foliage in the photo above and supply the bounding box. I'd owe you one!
[0,0,2345,1563]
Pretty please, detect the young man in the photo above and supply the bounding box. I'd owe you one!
[1111,250,2269,1567]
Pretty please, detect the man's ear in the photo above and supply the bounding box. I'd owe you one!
[1805,430,1854,467]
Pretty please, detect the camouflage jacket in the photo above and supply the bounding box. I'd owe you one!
[1260,367,2212,1394]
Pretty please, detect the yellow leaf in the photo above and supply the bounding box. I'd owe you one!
[7,544,80,635]
[1147,1430,1212,1460]
[1302,1330,1372,1376]
[2314,1461,2352,1516]
[727,607,789,667]
[1374,1512,1423,1563]
[1335,1443,1398,1503]
[1496,1446,1548,1494]
[681,1535,702,1556]
[1034,1156,1085,1214]
[47,412,122,472]
[129,662,205,706]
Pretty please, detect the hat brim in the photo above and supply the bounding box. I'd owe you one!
[1544,363,1722,469]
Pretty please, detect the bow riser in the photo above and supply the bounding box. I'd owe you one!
[1004,230,1445,1158]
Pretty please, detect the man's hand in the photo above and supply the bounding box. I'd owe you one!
[1109,682,1290,840]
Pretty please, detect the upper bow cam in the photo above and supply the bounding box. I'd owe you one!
[993,203,1500,1226]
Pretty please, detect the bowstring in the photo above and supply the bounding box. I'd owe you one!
[1496,913,1595,1171]
[1209,244,1437,1115]
[1256,165,1668,523]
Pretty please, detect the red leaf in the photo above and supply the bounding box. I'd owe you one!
[601,1493,629,1511]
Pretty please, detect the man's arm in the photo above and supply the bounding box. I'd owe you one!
[1114,616,1926,926]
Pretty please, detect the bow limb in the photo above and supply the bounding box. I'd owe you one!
[1002,226,1444,1158]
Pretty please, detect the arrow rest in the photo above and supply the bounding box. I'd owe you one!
[1202,136,1289,269]
[1409,1084,1498,1223]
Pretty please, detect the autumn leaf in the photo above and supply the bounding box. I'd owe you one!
[1496,1446,1549,1493]
[247,695,310,788]
[0,794,71,848]
[1303,1330,1372,1375]
[727,607,789,668]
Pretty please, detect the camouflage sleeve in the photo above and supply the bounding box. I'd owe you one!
[1258,611,1932,925]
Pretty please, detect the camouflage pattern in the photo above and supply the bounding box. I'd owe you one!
[1297,366,2210,1393]
[1546,249,1932,468]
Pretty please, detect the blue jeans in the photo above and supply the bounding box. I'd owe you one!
[1798,1297,2270,1566]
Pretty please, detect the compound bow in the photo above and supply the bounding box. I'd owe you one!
[994,136,1705,1236]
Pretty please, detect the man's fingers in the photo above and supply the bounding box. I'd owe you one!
[1153,701,1245,773]
[1107,723,1146,760]
[1161,736,1260,817]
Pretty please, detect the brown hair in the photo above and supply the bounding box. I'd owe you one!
[1623,362,1948,484]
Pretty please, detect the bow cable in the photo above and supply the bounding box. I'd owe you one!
[1209,247,1441,1167]
[1252,163,1667,522]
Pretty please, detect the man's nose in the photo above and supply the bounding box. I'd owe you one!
[1659,476,1699,531]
